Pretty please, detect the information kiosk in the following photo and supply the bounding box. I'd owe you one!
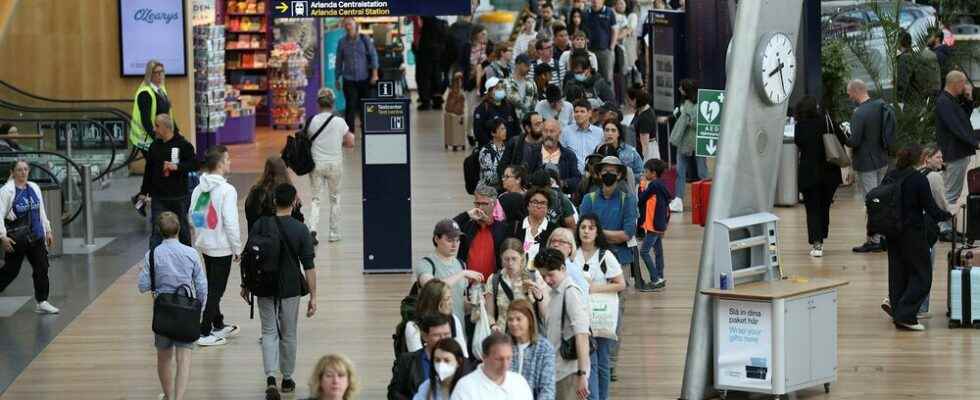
[361,85,411,273]
[699,212,848,399]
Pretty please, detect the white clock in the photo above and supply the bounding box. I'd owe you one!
[754,32,797,105]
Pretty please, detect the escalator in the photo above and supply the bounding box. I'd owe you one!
[0,79,144,226]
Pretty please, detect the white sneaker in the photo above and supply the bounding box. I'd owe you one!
[213,324,240,339]
[35,301,59,314]
[809,247,823,258]
[896,322,925,331]
[669,197,683,213]
[196,335,227,347]
[328,232,341,242]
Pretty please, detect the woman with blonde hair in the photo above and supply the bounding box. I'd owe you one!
[507,299,556,400]
[130,60,174,152]
[304,354,358,400]
[403,279,469,358]
[484,238,549,330]
[547,227,590,295]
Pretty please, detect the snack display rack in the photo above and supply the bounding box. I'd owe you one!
[224,0,271,125]
[268,41,308,129]
[193,25,227,135]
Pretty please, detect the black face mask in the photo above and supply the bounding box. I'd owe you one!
[601,172,618,187]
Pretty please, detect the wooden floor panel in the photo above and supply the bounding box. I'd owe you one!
[3,114,980,399]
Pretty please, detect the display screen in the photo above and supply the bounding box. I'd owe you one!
[119,0,187,76]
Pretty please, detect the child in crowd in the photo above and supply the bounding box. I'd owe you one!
[637,159,672,292]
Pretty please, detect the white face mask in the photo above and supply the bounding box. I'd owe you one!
[435,361,457,381]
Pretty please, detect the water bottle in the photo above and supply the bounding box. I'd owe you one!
[720,273,730,290]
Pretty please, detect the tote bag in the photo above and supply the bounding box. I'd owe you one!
[822,114,851,168]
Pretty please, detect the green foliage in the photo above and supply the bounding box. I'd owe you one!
[820,40,852,124]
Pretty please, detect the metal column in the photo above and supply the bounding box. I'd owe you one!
[82,165,95,246]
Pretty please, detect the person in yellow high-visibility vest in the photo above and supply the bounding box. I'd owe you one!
[130,60,176,153]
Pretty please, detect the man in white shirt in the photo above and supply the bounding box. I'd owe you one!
[451,332,534,400]
[307,88,354,244]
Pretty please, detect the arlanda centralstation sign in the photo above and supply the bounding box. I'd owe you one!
[272,0,471,18]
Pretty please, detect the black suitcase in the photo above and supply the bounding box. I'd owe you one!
[966,194,979,242]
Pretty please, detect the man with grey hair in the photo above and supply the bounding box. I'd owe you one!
[137,113,197,248]
[936,71,980,226]
[453,184,508,278]
[845,79,892,253]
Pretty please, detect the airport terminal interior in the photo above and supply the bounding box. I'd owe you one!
[1,0,980,399]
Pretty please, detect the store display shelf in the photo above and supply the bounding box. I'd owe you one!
[227,29,266,34]
[227,66,268,70]
[227,12,265,16]
[226,47,268,51]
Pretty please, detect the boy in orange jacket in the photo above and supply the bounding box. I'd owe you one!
[637,159,672,292]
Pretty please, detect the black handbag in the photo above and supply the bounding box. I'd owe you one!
[6,214,32,245]
[149,246,203,343]
[558,286,597,360]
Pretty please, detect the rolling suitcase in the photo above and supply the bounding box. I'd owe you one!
[967,166,980,194]
[658,120,678,197]
[966,194,980,242]
[947,218,980,328]
[691,179,711,226]
[444,112,466,151]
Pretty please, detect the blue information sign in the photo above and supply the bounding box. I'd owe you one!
[272,0,470,18]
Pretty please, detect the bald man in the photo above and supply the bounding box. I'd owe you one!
[138,113,198,248]
[846,79,891,253]
[936,71,980,210]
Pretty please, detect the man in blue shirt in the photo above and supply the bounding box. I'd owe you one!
[577,155,638,385]
[561,100,603,172]
[583,0,617,83]
[335,17,379,132]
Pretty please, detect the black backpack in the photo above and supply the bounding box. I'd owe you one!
[463,147,481,195]
[880,102,897,151]
[241,217,283,294]
[282,115,332,176]
[866,169,914,237]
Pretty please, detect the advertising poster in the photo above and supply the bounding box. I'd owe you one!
[717,299,772,391]
[119,0,187,76]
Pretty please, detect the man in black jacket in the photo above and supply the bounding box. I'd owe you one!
[936,71,980,209]
[526,118,582,194]
[497,112,544,179]
[453,185,508,278]
[845,80,891,253]
[388,314,454,400]
[137,114,197,248]
[414,16,449,111]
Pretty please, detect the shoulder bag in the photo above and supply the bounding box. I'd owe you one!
[150,246,203,343]
[559,286,597,360]
[822,113,851,168]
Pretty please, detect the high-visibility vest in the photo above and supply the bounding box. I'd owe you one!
[129,83,169,150]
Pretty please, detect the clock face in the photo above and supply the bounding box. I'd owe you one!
[755,32,797,105]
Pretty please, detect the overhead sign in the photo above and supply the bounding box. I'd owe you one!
[696,89,725,158]
[716,299,772,391]
[272,0,471,18]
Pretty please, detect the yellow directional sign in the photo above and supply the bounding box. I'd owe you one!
[276,2,288,13]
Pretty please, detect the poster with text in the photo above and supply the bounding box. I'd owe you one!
[119,0,187,76]
[716,299,773,391]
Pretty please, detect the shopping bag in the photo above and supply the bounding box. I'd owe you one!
[590,293,619,340]
[471,294,493,360]
[822,114,851,167]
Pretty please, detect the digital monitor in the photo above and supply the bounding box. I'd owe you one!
[119,0,187,76]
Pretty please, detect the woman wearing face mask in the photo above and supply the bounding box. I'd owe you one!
[479,119,509,188]
[484,238,549,330]
[472,77,521,148]
[404,279,470,358]
[507,299,557,400]
[598,119,643,176]
[304,354,358,400]
[574,214,626,400]
[413,338,467,400]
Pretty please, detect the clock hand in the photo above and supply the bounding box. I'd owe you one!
[768,62,784,78]
[778,67,787,95]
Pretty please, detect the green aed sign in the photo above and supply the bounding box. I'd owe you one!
[696,89,725,158]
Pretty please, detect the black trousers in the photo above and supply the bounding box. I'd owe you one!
[0,239,51,302]
[149,196,191,249]
[342,79,371,131]
[415,55,445,105]
[200,254,232,336]
[801,183,838,244]
[886,226,932,324]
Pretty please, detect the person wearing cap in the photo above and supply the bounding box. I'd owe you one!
[507,54,539,120]
[535,84,575,127]
[335,17,379,132]
[416,219,486,323]
[528,119,583,196]
[306,88,354,245]
[560,100,604,173]
[453,184,509,280]
[497,112,545,180]
[473,77,521,148]
[577,155,638,383]
[563,54,614,110]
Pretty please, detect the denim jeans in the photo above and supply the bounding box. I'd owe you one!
[921,246,934,313]
[589,338,614,400]
[640,233,665,282]
[675,152,708,200]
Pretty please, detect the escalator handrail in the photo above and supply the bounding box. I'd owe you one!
[0,116,118,182]
[0,150,87,225]
[0,79,130,104]
[0,97,135,127]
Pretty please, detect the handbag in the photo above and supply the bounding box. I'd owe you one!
[559,286,597,360]
[150,246,203,343]
[6,213,32,245]
[471,288,493,361]
[822,113,851,168]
